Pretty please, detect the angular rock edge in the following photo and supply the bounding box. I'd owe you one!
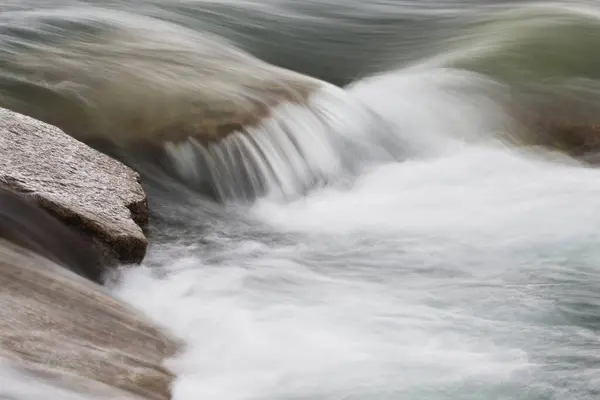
[0,107,149,264]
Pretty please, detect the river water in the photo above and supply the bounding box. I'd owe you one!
[2,0,600,399]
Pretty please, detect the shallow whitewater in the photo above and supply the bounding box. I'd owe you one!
[4,0,600,399]
[112,69,600,400]
[113,144,600,400]
[5,65,600,400]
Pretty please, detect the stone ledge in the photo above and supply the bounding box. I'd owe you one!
[0,107,149,264]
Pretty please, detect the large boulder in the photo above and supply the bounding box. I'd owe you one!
[0,108,179,398]
[0,14,321,148]
[0,238,180,400]
[0,107,148,265]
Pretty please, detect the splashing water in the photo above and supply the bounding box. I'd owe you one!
[110,68,600,400]
[3,1,600,400]
[161,84,401,203]
[0,6,404,203]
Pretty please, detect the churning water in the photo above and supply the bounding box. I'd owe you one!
[3,0,600,399]
[114,69,600,400]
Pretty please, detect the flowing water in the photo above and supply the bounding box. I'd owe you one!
[3,0,600,399]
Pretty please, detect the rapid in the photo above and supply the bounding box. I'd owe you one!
[2,0,600,399]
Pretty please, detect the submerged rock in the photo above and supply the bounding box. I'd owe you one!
[0,13,322,148]
[0,239,180,400]
[528,120,600,159]
[502,88,600,162]
[0,107,149,265]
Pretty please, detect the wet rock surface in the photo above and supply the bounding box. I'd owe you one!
[0,239,180,400]
[0,107,149,264]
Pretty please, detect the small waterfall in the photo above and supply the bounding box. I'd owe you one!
[6,1,600,399]
[0,7,403,205]
[148,84,402,204]
[4,2,600,205]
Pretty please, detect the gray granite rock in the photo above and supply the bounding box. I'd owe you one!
[0,107,148,264]
[0,239,180,400]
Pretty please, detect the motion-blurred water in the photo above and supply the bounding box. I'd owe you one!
[2,1,600,399]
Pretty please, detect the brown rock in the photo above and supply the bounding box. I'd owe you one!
[0,239,180,399]
[501,88,600,162]
[0,107,148,264]
[527,119,600,158]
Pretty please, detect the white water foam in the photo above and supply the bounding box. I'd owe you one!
[163,68,517,205]
[113,68,600,399]
[0,360,137,400]
[162,83,401,203]
[346,68,517,155]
